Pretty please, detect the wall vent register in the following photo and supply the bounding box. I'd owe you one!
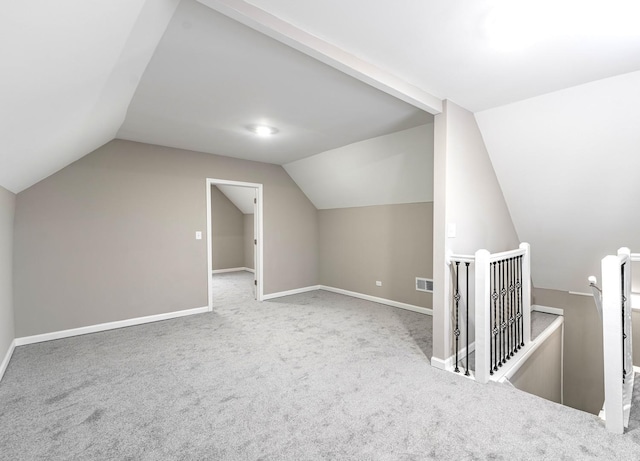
[416,277,433,292]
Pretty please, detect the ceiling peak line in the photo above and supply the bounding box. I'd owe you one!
[195,0,442,115]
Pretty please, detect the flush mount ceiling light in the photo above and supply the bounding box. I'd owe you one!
[246,124,279,136]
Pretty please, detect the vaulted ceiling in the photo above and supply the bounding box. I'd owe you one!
[3,0,640,292]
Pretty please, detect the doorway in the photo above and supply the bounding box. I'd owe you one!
[206,178,264,311]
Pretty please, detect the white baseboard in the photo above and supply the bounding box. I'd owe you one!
[244,268,255,273]
[0,339,16,382]
[430,342,476,371]
[532,304,564,316]
[211,267,251,274]
[15,306,209,346]
[262,285,321,300]
[319,286,433,316]
[430,356,447,370]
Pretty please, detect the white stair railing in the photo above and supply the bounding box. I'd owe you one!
[599,247,634,434]
[475,243,531,383]
[448,243,532,383]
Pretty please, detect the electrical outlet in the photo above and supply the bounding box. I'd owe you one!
[376,281,382,287]
[195,231,202,240]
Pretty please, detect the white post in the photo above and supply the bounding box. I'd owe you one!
[475,249,491,383]
[520,242,531,345]
[618,247,634,428]
[602,254,624,434]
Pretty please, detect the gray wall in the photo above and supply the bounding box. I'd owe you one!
[509,322,563,404]
[319,203,433,308]
[210,186,244,270]
[433,100,520,362]
[533,288,604,415]
[14,140,318,337]
[0,186,15,365]
[244,214,254,270]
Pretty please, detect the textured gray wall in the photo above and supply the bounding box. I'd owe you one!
[0,186,15,363]
[319,203,433,308]
[210,186,244,270]
[14,140,318,337]
[533,288,604,414]
[509,322,563,404]
[244,214,254,270]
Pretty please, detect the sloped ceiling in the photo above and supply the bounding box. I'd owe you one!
[476,71,640,293]
[117,0,430,165]
[242,0,640,111]
[284,124,433,210]
[0,0,180,193]
[216,185,255,214]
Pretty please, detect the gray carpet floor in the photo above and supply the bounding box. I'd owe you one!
[2,271,640,460]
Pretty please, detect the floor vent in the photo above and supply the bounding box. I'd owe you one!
[416,277,433,293]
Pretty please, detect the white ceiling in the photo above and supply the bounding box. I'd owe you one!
[476,70,640,293]
[242,0,640,112]
[117,0,431,165]
[216,185,255,214]
[0,0,180,193]
[284,124,433,210]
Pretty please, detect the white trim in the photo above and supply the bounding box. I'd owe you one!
[443,341,476,371]
[262,285,321,300]
[631,293,640,311]
[0,339,16,382]
[568,291,593,297]
[430,356,447,370]
[496,316,564,383]
[211,267,253,274]
[207,178,264,309]
[532,304,564,316]
[319,285,433,315]
[15,306,209,346]
[633,366,640,374]
[262,285,434,317]
[196,0,441,114]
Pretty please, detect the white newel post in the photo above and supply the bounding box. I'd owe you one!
[475,249,491,383]
[520,242,531,345]
[618,247,633,386]
[602,253,624,434]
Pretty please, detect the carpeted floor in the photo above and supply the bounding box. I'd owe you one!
[2,271,640,460]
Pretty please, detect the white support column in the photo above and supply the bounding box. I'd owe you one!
[602,254,624,434]
[475,249,491,383]
[520,242,531,345]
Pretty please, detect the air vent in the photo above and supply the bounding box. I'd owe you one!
[416,277,433,293]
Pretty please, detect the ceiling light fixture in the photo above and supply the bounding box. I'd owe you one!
[247,124,279,136]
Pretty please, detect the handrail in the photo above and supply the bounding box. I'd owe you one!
[588,276,603,320]
[489,247,526,262]
[631,253,640,262]
[498,316,564,383]
[448,253,475,264]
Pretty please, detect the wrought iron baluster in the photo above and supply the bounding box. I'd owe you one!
[465,262,470,376]
[454,261,460,373]
[622,262,626,383]
[491,262,498,373]
[509,257,515,357]
[517,255,523,349]
[500,259,506,366]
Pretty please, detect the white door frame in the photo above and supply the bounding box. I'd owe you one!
[206,178,264,310]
